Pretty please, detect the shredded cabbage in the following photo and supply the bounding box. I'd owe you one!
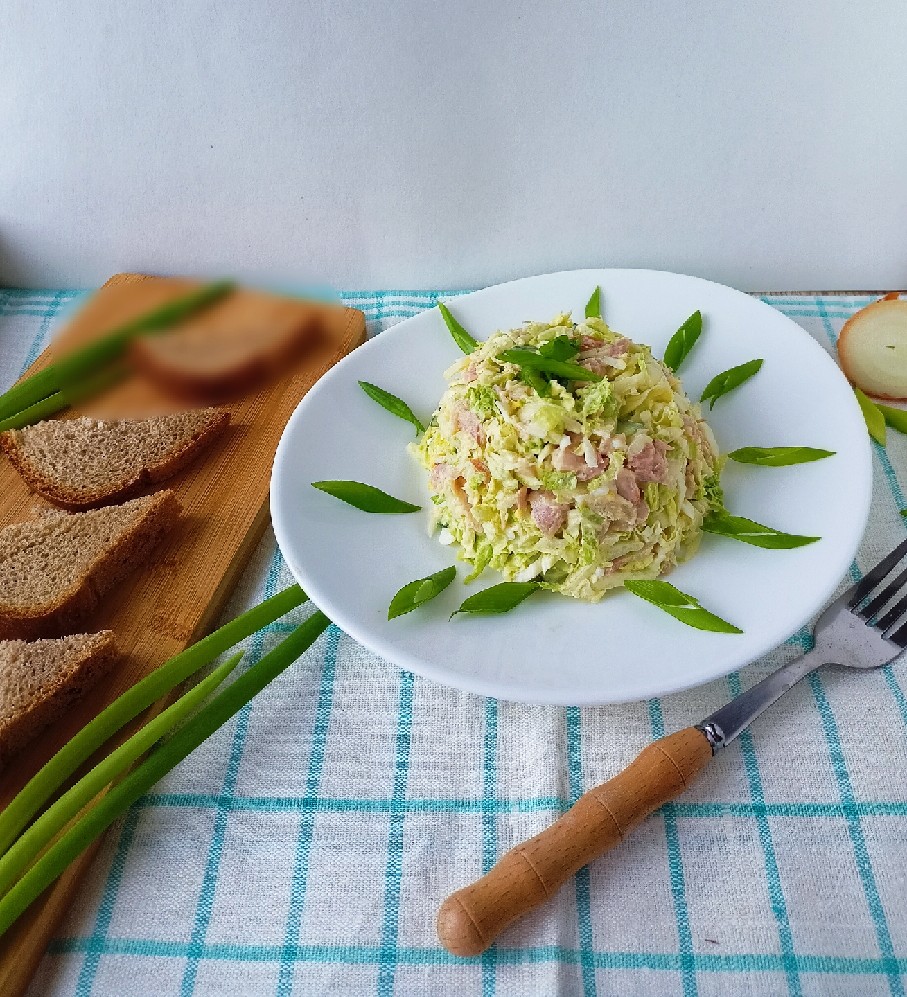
[409,314,722,602]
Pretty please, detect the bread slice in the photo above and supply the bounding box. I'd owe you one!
[0,408,228,509]
[838,296,907,400]
[0,631,117,764]
[0,490,179,640]
[131,290,321,399]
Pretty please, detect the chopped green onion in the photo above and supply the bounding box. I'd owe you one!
[311,481,421,513]
[624,580,742,633]
[0,653,242,898]
[0,394,68,434]
[663,311,702,372]
[520,367,551,396]
[702,511,820,548]
[584,286,602,319]
[358,381,425,434]
[0,584,306,857]
[700,359,763,409]
[854,388,886,445]
[0,365,127,433]
[498,349,602,382]
[539,336,580,361]
[388,566,456,619]
[438,302,478,353]
[727,446,835,466]
[0,612,331,937]
[452,582,540,617]
[876,403,907,436]
[0,281,234,423]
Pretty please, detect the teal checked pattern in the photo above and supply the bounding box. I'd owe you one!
[0,287,905,996]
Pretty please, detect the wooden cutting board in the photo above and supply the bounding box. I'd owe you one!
[0,273,365,995]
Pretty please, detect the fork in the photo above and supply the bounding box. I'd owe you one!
[437,539,907,957]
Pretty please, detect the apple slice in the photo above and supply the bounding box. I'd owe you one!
[838,295,907,401]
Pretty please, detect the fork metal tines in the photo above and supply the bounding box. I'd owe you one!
[847,536,907,646]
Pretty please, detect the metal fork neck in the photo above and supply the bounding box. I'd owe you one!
[696,721,726,751]
[696,647,826,752]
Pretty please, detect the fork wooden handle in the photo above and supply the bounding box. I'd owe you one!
[436,727,713,957]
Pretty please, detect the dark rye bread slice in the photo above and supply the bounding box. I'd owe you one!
[0,408,228,510]
[0,631,117,764]
[0,490,179,640]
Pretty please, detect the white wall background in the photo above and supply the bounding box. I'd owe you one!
[2,0,906,291]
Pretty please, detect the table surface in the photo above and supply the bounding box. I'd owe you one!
[1,288,905,997]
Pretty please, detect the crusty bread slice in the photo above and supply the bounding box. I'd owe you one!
[0,631,117,764]
[0,490,179,640]
[838,296,907,400]
[131,291,321,399]
[0,408,228,509]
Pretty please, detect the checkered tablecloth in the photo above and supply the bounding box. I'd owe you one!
[1,287,905,997]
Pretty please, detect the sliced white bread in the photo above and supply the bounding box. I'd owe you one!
[0,408,228,509]
[0,631,117,763]
[0,490,180,640]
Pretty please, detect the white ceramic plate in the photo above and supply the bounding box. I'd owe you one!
[271,270,871,705]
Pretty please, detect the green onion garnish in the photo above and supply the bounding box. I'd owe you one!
[0,612,330,937]
[0,281,234,423]
[0,584,306,858]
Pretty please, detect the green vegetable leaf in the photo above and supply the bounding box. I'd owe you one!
[854,388,886,445]
[0,612,330,938]
[498,348,602,382]
[465,545,493,583]
[901,508,907,518]
[358,381,425,434]
[700,358,763,409]
[876,403,907,437]
[0,584,307,857]
[539,335,580,361]
[0,651,243,899]
[0,281,234,423]
[624,580,742,634]
[312,480,420,513]
[388,566,456,619]
[452,581,540,617]
[438,301,478,353]
[0,364,127,433]
[663,310,702,372]
[0,394,68,434]
[702,511,820,549]
[728,446,835,466]
[585,286,602,319]
[520,367,551,396]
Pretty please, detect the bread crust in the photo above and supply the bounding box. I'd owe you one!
[0,410,228,510]
[0,490,180,640]
[0,631,118,765]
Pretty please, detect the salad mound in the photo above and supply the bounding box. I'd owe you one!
[411,313,723,602]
